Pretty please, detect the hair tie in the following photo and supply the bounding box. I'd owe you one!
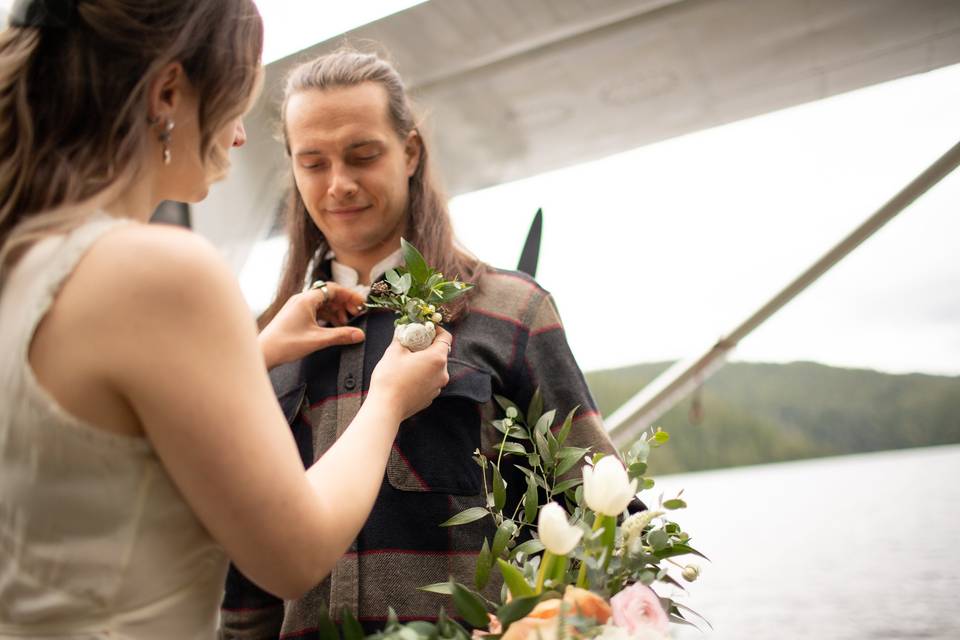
[9,0,78,30]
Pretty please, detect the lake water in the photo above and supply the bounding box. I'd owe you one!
[650,445,960,639]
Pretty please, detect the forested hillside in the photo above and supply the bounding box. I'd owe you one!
[585,361,960,473]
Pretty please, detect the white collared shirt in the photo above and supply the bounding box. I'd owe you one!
[326,247,404,299]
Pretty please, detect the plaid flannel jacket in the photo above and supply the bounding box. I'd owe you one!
[220,268,622,639]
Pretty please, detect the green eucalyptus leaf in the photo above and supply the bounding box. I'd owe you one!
[642,478,656,490]
[550,554,569,584]
[492,466,507,512]
[451,583,490,629]
[491,419,510,436]
[556,406,578,446]
[534,431,553,466]
[512,538,544,559]
[494,395,521,416]
[496,558,535,598]
[663,498,687,510]
[647,528,670,550]
[627,462,648,479]
[475,539,492,591]
[435,282,473,303]
[420,582,455,595]
[401,238,430,282]
[523,474,538,524]
[628,439,650,464]
[399,273,413,296]
[440,507,489,527]
[496,594,542,632]
[552,477,583,495]
[555,447,588,477]
[546,430,559,459]
[385,269,401,286]
[340,608,365,640]
[533,409,556,437]
[526,389,543,428]
[499,442,527,456]
[491,520,517,559]
[664,542,710,561]
[317,607,340,640]
[673,601,713,629]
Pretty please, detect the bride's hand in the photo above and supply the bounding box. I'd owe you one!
[368,327,451,421]
[258,284,366,369]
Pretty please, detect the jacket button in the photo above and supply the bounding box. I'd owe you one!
[344,373,356,390]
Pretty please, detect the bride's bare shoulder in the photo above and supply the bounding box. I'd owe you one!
[75,222,244,322]
[94,222,225,272]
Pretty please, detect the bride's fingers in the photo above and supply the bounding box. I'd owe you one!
[327,284,365,312]
[316,305,352,327]
[311,326,365,349]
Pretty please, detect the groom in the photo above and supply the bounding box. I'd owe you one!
[220,49,629,638]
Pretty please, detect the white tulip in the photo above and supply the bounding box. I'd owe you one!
[582,456,639,517]
[537,502,583,555]
[395,322,436,352]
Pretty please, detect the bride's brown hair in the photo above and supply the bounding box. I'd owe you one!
[0,0,263,274]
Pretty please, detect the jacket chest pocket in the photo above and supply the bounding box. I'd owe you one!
[386,358,492,495]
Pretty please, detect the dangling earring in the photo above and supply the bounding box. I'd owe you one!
[158,118,175,165]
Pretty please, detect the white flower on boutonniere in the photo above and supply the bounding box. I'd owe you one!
[367,238,474,352]
[394,321,436,352]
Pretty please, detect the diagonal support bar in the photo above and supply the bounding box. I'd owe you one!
[607,138,960,447]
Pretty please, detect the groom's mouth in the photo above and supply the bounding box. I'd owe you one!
[327,205,371,215]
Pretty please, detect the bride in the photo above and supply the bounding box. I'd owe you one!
[0,1,450,637]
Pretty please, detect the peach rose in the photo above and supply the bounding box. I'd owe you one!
[472,614,503,639]
[501,612,561,640]
[609,583,669,635]
[561,586,612,624]
[499,586,612,640]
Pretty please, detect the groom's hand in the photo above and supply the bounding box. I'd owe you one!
[258,284,366,369]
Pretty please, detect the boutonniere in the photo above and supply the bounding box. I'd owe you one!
[366,239,474,351]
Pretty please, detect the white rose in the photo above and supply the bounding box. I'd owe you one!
[395,322,436,352]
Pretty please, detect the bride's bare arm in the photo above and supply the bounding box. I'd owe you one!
[94,225,448,599]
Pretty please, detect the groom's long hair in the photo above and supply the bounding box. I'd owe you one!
[259,48,484,328]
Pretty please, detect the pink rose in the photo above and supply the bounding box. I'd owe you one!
[609,583,669,635]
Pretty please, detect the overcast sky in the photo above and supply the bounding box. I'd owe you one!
[446,62,960,376]
[6,0,954,377]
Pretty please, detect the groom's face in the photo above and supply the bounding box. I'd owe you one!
[285,82,421,263]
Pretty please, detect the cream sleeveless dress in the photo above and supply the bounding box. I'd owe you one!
[0,214,229,638]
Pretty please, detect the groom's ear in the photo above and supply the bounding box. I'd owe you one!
[404,130,422,178]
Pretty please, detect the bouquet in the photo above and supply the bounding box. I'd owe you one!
[411,391,710,640]
[366,239,473,351]
[317,392,709,640]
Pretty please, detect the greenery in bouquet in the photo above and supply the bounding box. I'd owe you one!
[409,390,711,640]
[307,396,709,640]
[366,238,473,351]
